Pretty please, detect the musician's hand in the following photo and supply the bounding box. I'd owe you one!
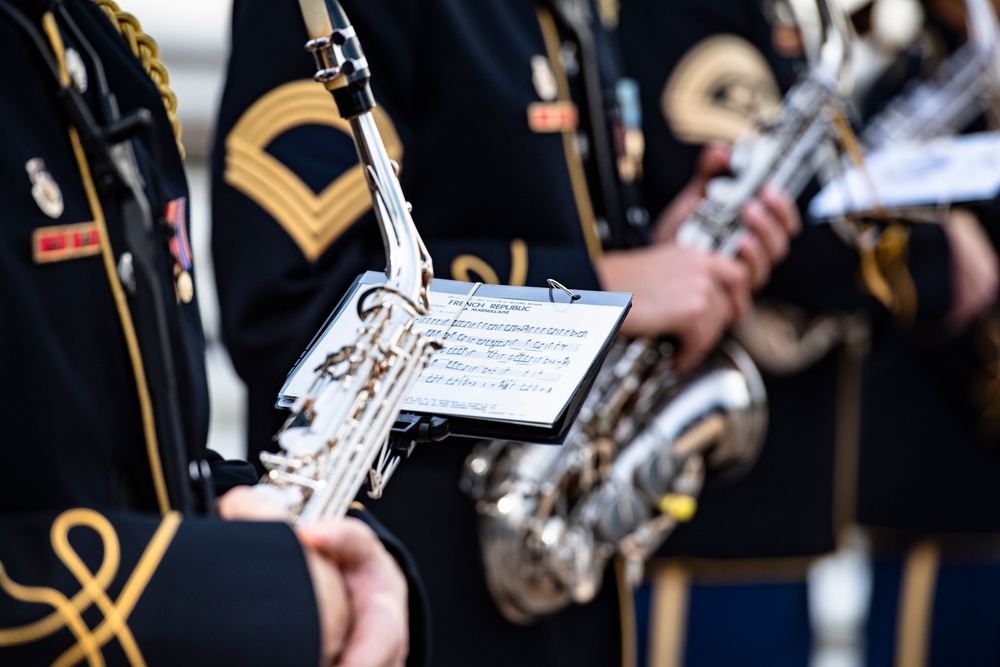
[652,143,732,244]
[298,518,409,667]
[651,144,801,290]
[216,484,291,521]
[303,545,353,666]
[217,487,356,664]
[594,243,751,373]
[736,184,800,289]
[945,207,998,333]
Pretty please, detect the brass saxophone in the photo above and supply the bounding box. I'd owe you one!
[461,0,853,624]
[254,0,439,524]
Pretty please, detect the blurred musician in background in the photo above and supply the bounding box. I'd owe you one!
[619,0,861,664]
[847,0,1000,664]
[620,0,1000,664]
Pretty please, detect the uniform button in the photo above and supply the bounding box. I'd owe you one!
[627,206,649,228]
[595,217,610,242]
[117,252,137,295]
[576,133,590,159]
[560,42,579,76]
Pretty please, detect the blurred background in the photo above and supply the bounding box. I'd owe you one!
[121,1,939,664]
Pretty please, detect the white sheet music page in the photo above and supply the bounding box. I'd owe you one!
[809,131,1000,219]
[279,272,631,428]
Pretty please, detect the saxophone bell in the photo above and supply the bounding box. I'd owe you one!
[463,340,767,624]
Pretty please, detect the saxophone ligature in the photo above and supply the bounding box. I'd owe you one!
[254,0,440,524]
[461,0,853,624]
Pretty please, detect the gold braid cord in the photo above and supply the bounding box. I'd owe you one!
[92,0,186,159]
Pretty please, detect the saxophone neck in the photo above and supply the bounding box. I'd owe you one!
[301,0,376,119]
[299,0,433,314]
[966,0,1000,57]
[812,0,853,96]
[351,113,434,314]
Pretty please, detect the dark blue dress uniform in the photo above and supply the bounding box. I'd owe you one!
[616,1,959,665]
[212,0,646,665]
[852,13,1000,667]
[0,1,426,665]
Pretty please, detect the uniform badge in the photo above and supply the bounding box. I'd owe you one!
[613,78,644,183]
[527,101,579,133]
[26,158,64,219]
[164,197,194,303]
[65,47,88,93]
[531,55,558,102]
[33,222,101,263]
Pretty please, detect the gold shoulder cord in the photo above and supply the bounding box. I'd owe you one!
[91,0,185,159]
[832,110,918,328]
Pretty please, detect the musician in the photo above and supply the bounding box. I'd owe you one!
[849,0,1000,664]
[618,0,1000,664]
[615,2,845,665]
[0,1,424,665]
[210,0,797,664]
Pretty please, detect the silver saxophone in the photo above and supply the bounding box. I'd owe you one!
[740,0,1000,371]
[461,0,853,624]
[858,0,999,150]
[254,0,439,524]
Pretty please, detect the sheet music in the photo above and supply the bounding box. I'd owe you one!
[279,272,631,428]
[809,131,1000,219]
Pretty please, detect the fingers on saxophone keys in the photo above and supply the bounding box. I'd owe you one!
[738,186,800,289]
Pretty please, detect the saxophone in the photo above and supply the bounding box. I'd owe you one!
[461,0,853,624]
[254,0,439,524]
[858,0,999,149]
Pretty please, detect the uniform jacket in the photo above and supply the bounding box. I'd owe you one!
[0,2,426,665]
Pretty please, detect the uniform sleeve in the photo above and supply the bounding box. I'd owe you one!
[0,509,320,667]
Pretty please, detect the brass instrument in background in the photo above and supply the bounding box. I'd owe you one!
[254,0,440,524]
[858,0,999,149]
[461,0,854,624]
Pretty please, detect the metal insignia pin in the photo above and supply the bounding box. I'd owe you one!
[25,158,64,219]
[65,48,88,93]
[531,55,558,102]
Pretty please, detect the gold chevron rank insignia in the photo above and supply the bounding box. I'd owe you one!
[661,35,781,145]
[224,80,403,261]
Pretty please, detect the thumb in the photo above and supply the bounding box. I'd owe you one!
[297,517,381,568]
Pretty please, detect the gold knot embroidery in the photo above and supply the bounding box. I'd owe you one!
[0,509,181,666]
